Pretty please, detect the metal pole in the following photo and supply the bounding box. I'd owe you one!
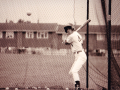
[86,0,89,89]
[108,0,111,89]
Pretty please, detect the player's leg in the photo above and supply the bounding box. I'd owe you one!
[75,81,80,90]
[70,52,86,90]
[71,59,86,89]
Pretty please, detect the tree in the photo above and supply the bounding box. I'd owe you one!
[17,19,24,23]
[9,20,14,23]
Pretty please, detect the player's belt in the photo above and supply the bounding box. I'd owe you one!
[74,51,82,54]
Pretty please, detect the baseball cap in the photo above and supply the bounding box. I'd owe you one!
[64,26,74,33]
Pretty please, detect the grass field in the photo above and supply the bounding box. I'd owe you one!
[0,53,108,90]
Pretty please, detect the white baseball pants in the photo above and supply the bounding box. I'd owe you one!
[69,50,87,82]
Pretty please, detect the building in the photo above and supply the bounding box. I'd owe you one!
[0,23,119,54]
[0,23,58,49]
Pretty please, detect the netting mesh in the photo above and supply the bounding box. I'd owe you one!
[0,0,120,90]
[110,0,120,89]
[89,0,120,89]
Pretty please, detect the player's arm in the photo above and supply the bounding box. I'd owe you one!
[64,40,71,45]
[65,36,73,45]
[62,34,72,45]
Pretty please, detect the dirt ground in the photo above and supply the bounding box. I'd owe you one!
[0,54,108,90]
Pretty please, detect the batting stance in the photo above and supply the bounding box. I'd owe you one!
[63,26,87,90]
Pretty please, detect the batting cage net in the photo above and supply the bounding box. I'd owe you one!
[106,0,120,90]
[0,0,120,90]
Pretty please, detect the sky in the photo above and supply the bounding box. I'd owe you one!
[0,0,106,25]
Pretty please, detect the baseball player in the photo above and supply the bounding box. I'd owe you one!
[63,26,87,90]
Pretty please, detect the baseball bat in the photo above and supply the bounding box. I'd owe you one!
[76,19,91,32]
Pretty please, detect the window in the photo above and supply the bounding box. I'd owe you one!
[6,32,14,39]
[97,34,105,40]
[26,32,34,38]
[0,32,2,38]
[111,34,120,41]
[62,34,67,41]
[111,34,116,40]
[37,32,48,39]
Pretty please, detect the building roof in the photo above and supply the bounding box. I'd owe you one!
[0,23,58,32]
[57,25,120,34]
[0,23,119,34]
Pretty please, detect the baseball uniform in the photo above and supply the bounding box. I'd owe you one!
[66,31,87,82]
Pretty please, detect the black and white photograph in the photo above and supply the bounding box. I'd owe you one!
[0,0,120,90]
